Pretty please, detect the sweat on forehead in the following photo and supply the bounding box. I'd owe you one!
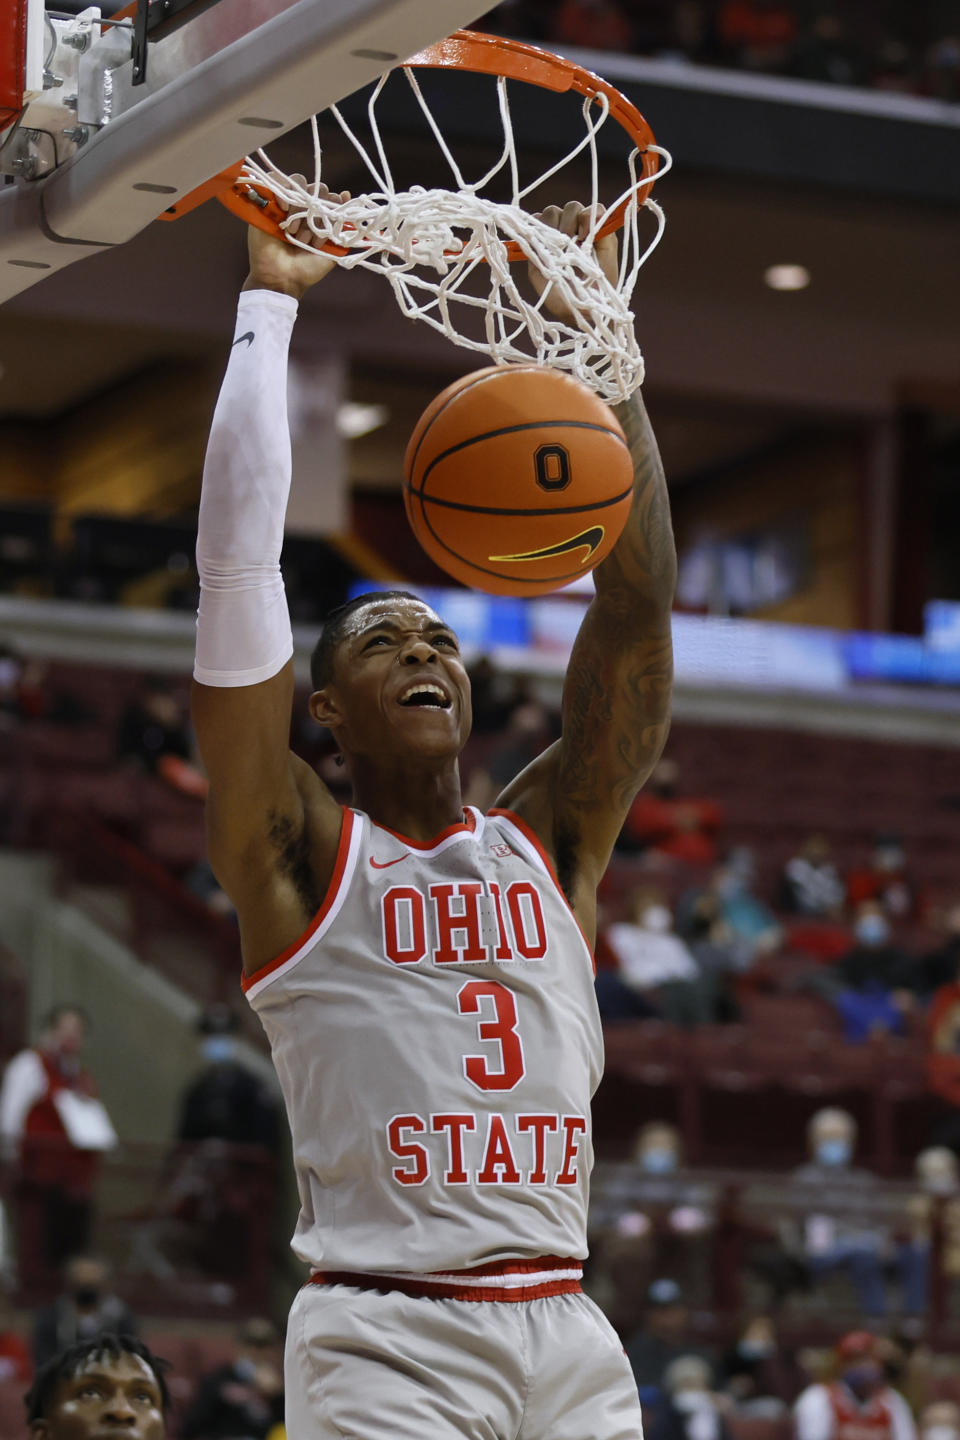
[309,590,449,691]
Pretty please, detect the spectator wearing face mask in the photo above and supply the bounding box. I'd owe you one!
[789,1109,889,1318]
[32,1254,139,1371]
[717,1315,808,1414]
[794,1332,917,1440]
[601,891,725,1027]
[177,1006,281,1152]
[847,835,919,922]
[830,901,915,1043]
[901,1147,960,1317]
[653,1354,731,1440]
[626,1279,713,1395]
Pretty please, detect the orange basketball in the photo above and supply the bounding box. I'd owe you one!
[402,365,633,597]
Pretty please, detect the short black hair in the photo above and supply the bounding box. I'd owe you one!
[25,1335,172,1424]
[310,591,424,691]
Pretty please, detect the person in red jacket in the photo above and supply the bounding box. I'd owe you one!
[794,1332,916,1440]
[0,1006,114,1279]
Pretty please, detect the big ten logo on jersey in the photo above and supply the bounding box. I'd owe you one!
[387,1111,588,1190]
[380,880,548,967]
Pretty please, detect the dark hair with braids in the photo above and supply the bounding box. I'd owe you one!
[25,1334,171,1424]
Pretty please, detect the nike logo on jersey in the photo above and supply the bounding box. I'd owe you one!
[232,331,255,348]
[370,854,409,869]
[488,525,605,568]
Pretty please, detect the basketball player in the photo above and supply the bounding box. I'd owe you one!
[191,196,676,1439]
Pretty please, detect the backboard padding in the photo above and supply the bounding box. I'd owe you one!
[0,0,488,304]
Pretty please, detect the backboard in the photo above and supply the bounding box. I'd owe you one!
[0,0,489,305]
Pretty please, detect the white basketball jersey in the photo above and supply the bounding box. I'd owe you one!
[243,805,603,1275]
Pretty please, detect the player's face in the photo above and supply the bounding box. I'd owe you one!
[317,599,472,761]
[32,1354,166,1440]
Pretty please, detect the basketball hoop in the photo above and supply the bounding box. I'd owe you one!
[168,31,672,400]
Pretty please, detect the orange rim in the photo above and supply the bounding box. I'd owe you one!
[160,29,661,262]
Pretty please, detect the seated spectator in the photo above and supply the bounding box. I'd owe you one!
[790,1108,889,1318]
[678,853,781,969]
[603,891,726,1026]
[626,1278,711,1397]
[32,1254,139,1371]
[831,902,913,1042]
[0,1280,29,1385]
[619,759,723,864]
[901,1147,960,1319]
[178,1006,281,1153]
[25,1334,170,1440]
[794,1332,917,1440]
[115,675,206,798]
[181,1317,284,1440]
[780,834,845,918]
[717,1314,808,1414]
[553,0,634,52]
[653,1354,732,1440]
[0,1004,116,1280]
[718,0,797,72]
[847,834,918,922]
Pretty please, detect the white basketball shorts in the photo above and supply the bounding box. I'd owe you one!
[285,1280,643,1440]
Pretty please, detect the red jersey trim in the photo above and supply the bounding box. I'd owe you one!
[307,1255,582,1303]
[374,807,478,849]
[241,808,356,993]
[488,808,596,973]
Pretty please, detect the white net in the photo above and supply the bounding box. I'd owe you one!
[239,65,672,401]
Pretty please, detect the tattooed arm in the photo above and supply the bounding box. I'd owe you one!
[497,389,676,933]
[494,203,675,936]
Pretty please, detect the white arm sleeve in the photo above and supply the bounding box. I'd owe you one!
[194,289,299,688]
[794,1386,834,1440]
[0,1050,47,1158]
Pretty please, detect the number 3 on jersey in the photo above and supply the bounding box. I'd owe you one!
[457,980,525,1091]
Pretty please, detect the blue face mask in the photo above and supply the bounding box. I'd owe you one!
[816,1138,852,1167]
[641,1148,677,1175]
[855,915,890,947]
[202,1035,236,1064]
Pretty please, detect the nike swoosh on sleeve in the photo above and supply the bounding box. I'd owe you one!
[370,854,409,869]
[232,331,255,348]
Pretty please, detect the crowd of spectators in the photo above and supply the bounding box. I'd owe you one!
[480,0,960,101]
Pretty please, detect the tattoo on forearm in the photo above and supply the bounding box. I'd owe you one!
[555,388,676,865]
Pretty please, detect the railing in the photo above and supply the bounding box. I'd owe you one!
[591,1162,955,1347]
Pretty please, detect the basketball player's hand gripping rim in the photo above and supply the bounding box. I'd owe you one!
[527,201,619,324]
[244,178,352,300]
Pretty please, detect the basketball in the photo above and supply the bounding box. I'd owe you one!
[402,365,634,597]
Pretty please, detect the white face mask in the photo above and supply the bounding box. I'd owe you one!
[641,905,673,934]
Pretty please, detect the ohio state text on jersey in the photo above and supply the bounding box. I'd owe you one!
[243,806,603,1275]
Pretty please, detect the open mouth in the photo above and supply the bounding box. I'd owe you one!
[398,683,452,710]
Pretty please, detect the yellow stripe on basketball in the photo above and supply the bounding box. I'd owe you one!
[489,525,605,567]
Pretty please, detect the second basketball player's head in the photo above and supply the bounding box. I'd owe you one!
[308,591,472,768]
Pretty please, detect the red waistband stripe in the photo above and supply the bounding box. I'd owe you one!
[307,1256,583,1303]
